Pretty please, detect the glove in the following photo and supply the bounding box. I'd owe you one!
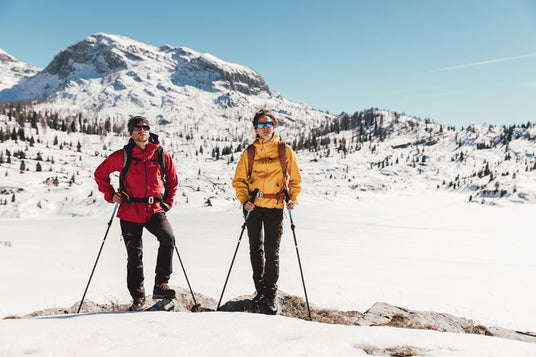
[119,190,131,203]
[161,201,170,212]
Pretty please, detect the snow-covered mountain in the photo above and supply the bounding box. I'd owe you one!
[1,33,536,219]
[0,49,40,91]
[0,33,332,135]
[1,33,268,100]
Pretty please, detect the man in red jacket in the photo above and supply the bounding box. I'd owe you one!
[95,116,179,311]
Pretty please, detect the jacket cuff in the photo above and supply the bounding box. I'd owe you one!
[104,191,114,203]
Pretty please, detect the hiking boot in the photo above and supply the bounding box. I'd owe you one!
[129,297,145,311]
[153,283,176,299]
[260,296,278,315]
[252,291,264,305]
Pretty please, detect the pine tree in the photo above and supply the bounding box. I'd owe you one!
[104,118,111,133]
[17,128,25,141]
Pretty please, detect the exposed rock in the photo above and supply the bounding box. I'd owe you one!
[355,302,536,344]
[4,287,535,344]
[354,344,431,356]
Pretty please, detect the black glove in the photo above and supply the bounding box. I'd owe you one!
[161,201,170,212]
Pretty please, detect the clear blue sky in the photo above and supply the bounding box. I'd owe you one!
[1,0,535,127]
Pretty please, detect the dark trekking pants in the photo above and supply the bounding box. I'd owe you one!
[120,212,175,299]
[245,207,284,299]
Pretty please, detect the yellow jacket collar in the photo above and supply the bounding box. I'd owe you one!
[256,133,280,145]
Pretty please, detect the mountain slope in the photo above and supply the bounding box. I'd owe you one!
[3,33,269,99]
[0,49,40,91]
[0,33,333,138]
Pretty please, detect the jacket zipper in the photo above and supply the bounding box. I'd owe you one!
[261,140,269,196]
[143,150,149,222]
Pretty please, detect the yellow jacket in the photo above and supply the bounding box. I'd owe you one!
[232,134,302,209]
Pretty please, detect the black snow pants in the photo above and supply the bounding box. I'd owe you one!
[245,207,284,299]
[120,212,175,299]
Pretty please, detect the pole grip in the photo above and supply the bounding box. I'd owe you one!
[249,188,259,204]
[283,189,290,203]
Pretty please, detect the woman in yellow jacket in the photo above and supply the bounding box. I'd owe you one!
[232,108,302,315]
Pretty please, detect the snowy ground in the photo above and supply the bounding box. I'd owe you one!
[1,190,536,356]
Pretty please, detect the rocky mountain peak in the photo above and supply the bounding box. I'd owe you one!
[1,33,270,103]
[0,49,17,64]
[43,33,136,79]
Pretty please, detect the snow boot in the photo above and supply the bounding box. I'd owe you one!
[260,296,278,315]
[153,283,176,299]
[252,291,264,305]
[129,297,146,311]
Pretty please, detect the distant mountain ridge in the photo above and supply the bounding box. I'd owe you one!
[0,49,40,92]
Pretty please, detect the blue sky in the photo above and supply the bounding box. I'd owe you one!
[0,0,535,127]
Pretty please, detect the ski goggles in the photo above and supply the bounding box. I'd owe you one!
[132,125,150,132]
[256,121,274,129]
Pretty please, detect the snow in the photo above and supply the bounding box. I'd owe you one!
[2,312,535,356]
[0,48,40,91]
[1,33,536,356]
[1,191,535,356]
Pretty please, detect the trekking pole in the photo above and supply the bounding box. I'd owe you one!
[174,244,201,311]
[77,203,118,314]
[217,189,258,310]
[284,191,312,321]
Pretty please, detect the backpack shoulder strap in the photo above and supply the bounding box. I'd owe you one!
[247,144,255,180]
[157,146,165,183]
[278,141,288,178]
[120,141,135,190]
[278,141,289,190]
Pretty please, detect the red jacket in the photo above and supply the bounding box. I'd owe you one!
[94,136,178,223]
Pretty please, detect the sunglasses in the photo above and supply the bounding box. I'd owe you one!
[132,125,150,132]
[256,122,274,129]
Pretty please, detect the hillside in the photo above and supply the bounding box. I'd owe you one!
[1,103,536,218]
[1,33,535,218]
